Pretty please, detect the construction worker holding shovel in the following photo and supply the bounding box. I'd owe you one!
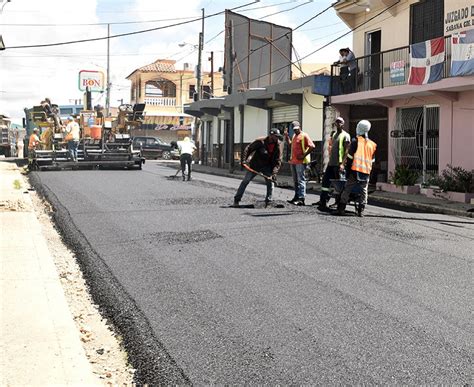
[233,128,283,207]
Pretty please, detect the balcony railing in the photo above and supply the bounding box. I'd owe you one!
[330,35,452,96]
[144,96,177,107]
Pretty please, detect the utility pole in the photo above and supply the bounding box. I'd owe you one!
[105,23,110,117]
[196,8,204,101]
[209,51,214,97]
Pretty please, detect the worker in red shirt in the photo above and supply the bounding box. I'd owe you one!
[284,121,315,206]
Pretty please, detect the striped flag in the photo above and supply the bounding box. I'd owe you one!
[408,37,445,85]
[451,29,474,77]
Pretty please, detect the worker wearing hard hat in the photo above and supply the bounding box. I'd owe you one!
[337,120,377,217]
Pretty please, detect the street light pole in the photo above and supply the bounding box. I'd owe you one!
[105,23,111,117]
[196,32,202,101]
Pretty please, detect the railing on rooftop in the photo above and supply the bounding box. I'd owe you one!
[144,96,177,107]
[330,35,452,96]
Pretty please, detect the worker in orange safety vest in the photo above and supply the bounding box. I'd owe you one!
[337,120,377,216]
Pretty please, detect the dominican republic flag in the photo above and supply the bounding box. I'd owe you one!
[451,29,474,77]
[408,37,445,85]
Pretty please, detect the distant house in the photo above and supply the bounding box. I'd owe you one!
[126,59,225,143]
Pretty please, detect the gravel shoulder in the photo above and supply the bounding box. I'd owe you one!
[27,172,135,385]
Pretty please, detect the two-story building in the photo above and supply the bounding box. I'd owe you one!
[126,59,224,143]
[331,0,474,183]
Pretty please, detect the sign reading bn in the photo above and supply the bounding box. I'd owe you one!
[78,70,105,92]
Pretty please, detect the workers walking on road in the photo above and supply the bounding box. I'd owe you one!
[233,128,283,207]
[284,121,315,206]
[64,116,81,162]
[178,136,196,181]
[317,117,350,211]
[337,120,377,217]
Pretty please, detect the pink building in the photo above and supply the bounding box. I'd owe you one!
[331,0,474,183]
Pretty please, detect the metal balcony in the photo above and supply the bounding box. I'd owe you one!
[330,35,452,96]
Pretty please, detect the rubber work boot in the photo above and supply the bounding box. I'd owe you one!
[317,201,329,212]
[337,202,346,216]
[233,199,240,207]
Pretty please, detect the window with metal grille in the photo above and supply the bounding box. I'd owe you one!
[410,0,444,44]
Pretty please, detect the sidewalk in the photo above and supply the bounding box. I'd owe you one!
[191,163,474,218]
[0,160,100,385]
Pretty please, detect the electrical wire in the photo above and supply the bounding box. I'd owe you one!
[231,3,334,72]
[243,1,401,85]
[4,1,259,50]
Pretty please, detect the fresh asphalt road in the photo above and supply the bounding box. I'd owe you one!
[30,161,473,384]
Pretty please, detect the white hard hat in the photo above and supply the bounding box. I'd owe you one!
[356,120,371,136]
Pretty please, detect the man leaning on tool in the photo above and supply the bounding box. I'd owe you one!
[233,128,283,207]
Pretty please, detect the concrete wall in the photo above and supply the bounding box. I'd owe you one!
[233,106,269,144]
[351,0,414,56]
[301,88,325,141]
[450,90,474,170]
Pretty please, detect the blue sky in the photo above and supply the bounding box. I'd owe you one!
[0,0,352,123]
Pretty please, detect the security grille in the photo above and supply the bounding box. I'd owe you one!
[391,106,439,182]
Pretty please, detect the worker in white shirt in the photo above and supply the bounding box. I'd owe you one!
[64,116,81,162]
[177,137,197,181]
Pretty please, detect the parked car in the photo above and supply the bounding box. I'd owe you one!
[132,136,178,160]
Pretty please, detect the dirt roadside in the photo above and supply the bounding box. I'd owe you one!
[22,169,135,385]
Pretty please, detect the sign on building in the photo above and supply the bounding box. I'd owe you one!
[390,60,406,83]
[444,0,474,33]
[78,70,105,92]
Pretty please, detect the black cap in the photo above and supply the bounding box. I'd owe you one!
[269,128,283,140]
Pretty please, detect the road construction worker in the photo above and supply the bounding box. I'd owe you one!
[28,128,42,165]
[177,136,197,181]
[233,128,282,207]
[317,116,350,211]
[284,121,315,206]
[64,116,80,162]
[337,120,377,217]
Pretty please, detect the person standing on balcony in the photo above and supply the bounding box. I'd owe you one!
[338,48,357,93]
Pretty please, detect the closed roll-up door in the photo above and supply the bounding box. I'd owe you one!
[272,105,299,123]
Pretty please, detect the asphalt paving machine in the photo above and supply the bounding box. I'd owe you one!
[27,103,145,171]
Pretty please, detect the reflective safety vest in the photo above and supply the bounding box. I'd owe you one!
[331,130,350,163]
[301,133,311,164]
[350,136,376,174]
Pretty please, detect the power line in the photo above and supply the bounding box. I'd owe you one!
[244,0,401,85]
[232,2,333,73]
[4,1,259,50]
